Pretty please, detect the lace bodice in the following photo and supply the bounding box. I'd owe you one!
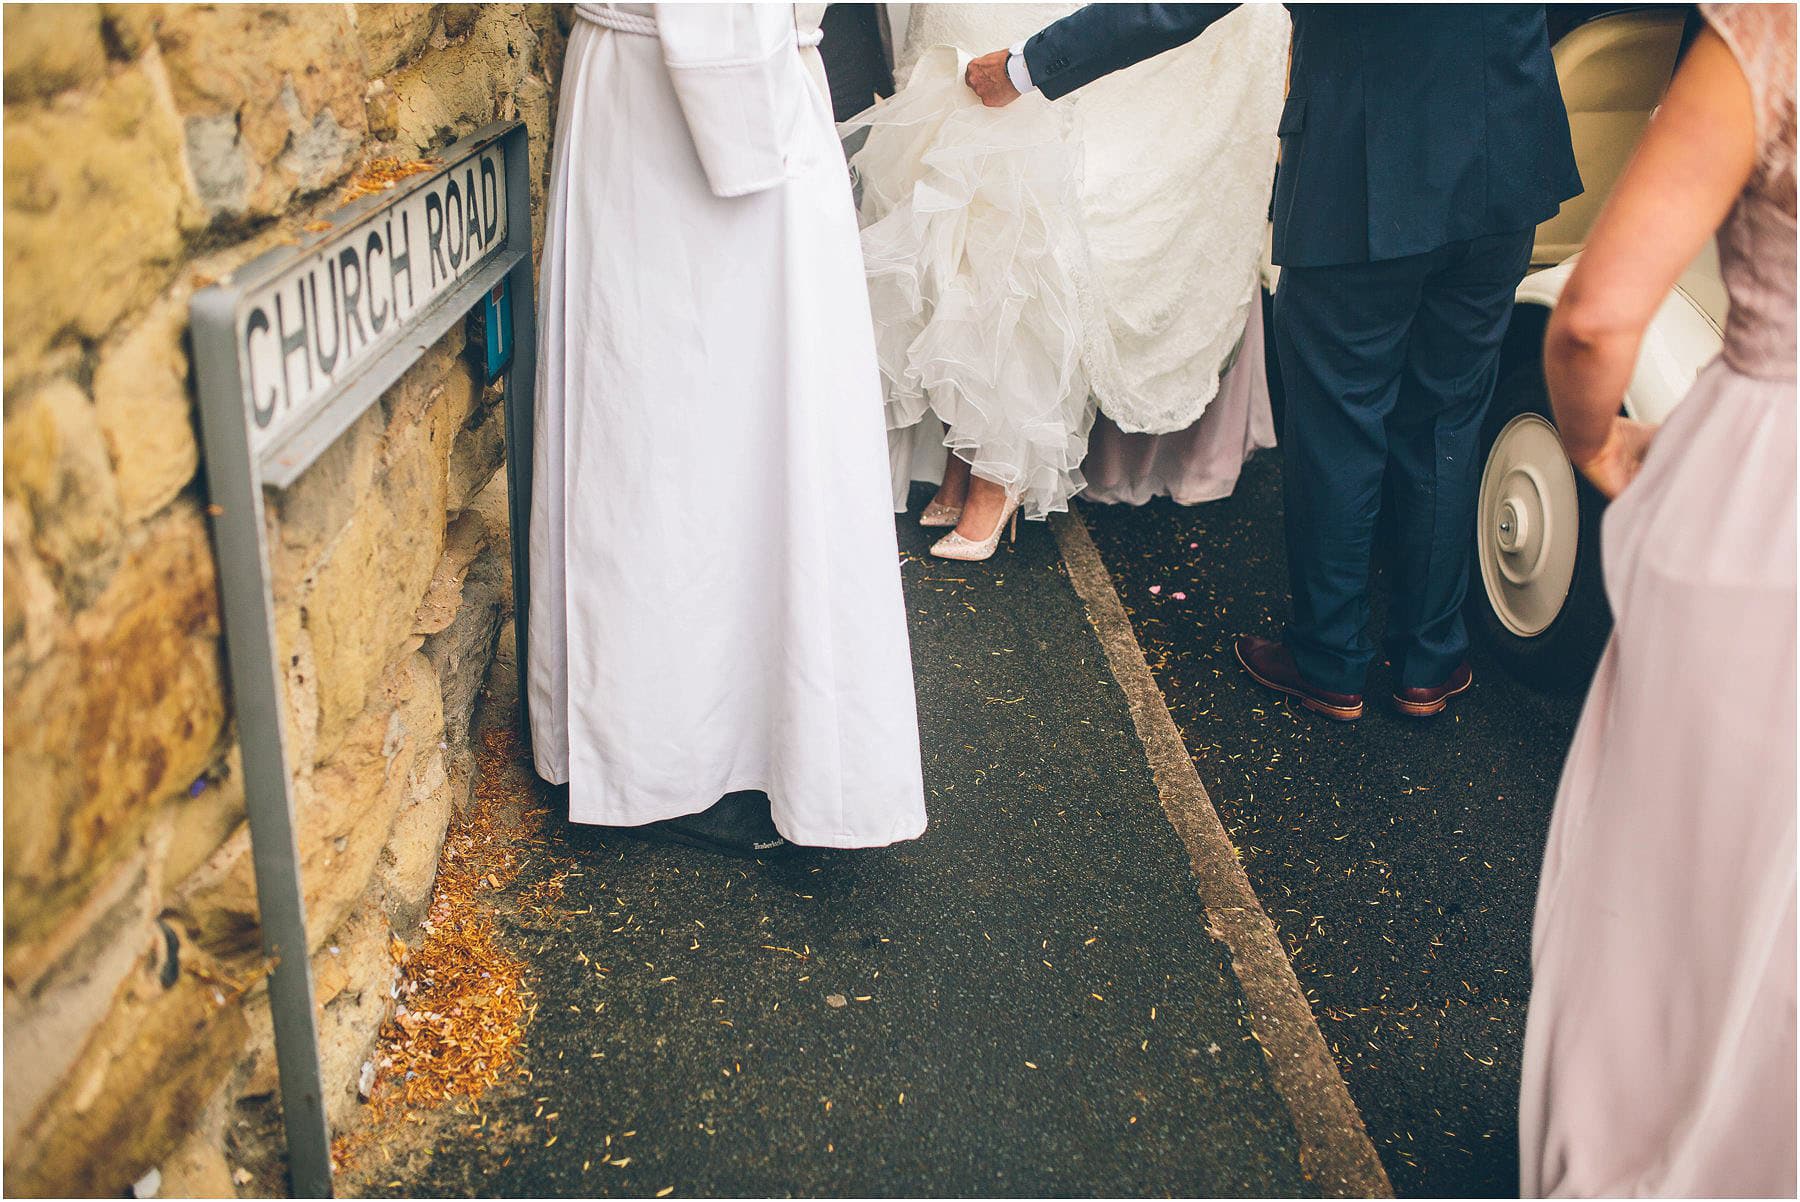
[1703,3,1797,380]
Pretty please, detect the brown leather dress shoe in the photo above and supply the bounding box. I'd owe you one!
[1234,635,1364,721]
[1392,661,1473,718]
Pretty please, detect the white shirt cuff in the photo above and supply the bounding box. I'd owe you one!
[1007,40,1036,94]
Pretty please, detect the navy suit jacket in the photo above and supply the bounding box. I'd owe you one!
[1023,4,1584,268]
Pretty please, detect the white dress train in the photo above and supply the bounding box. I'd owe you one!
[846,3,1290,519]
[527,3,927,848]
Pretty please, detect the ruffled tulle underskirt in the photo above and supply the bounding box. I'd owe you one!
[845,48,1100,520]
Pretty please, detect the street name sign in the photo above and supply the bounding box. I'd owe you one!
[188,122,537,1197]
[238,143,507,463]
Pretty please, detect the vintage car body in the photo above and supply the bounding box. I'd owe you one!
[1511,243,1726,429]
[1468,5,1727,690]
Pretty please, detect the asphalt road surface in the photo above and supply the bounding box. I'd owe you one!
[359,457,1581,1199]
[366,487,1323,1198]
[1080,449,1586,1197]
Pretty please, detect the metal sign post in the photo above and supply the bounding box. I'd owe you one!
[189,121,535,1197]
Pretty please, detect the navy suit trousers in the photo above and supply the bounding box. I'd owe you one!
[1274,230,1535,694]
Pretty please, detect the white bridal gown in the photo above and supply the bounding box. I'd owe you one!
[846,4,1290,519]
[528,2,927,848]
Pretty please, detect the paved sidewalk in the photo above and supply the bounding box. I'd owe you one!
[1081,452,1585,1197]
[358,487,1353,1198]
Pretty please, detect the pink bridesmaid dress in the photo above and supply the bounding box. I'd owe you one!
[1519,6,1797,1196]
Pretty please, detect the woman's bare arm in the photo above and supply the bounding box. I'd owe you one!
[1544,27,1757,498]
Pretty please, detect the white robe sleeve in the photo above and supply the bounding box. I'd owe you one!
[655,3,818,198]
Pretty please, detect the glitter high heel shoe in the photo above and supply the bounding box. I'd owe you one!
[919,498,963,527]
[929,492,1022,561]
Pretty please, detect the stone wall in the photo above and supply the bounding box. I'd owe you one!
[2,6,564,1195]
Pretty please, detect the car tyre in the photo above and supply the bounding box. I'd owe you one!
[1465,355,1612,692]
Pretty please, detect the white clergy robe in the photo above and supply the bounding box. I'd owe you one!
[527,3,928,847]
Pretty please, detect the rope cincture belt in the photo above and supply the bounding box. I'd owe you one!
[573,4,824,47]
[573,5,657,35]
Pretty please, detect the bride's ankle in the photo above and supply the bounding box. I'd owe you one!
[955,479,1005,526]
[929,481,968,507]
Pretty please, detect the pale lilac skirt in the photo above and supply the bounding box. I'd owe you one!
[1081,295,1277,506]
[1520,359,1796,1197]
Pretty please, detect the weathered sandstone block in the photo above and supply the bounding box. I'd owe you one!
[3,65,189,381]
[448,385,508,512]
[96,4,159,60]
[306,364,461,757]
[3,929,250,1198]
[158,747,245,894]
[414,508,488,636]
[356,4,442,78]
[3,852,156,1142]
[2,497,63,670]
[271,403,388,601]
[426,476,512,755]
[386,5,541,153]
[155,1122,241,1200]
[312,893,401,1128]
[92,292,201,523]
[3,379,124,608]
[377,741,452,934]
[2,6,109,104]
[3,505,225,947]
[155,5,367,219]
[178,652,444,960]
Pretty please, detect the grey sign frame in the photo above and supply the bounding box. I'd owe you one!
[189,120,535,1197]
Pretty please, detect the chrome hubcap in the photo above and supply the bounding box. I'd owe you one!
[1477,414,1581,638]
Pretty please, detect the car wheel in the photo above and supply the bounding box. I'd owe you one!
[1465,356,1612,692]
